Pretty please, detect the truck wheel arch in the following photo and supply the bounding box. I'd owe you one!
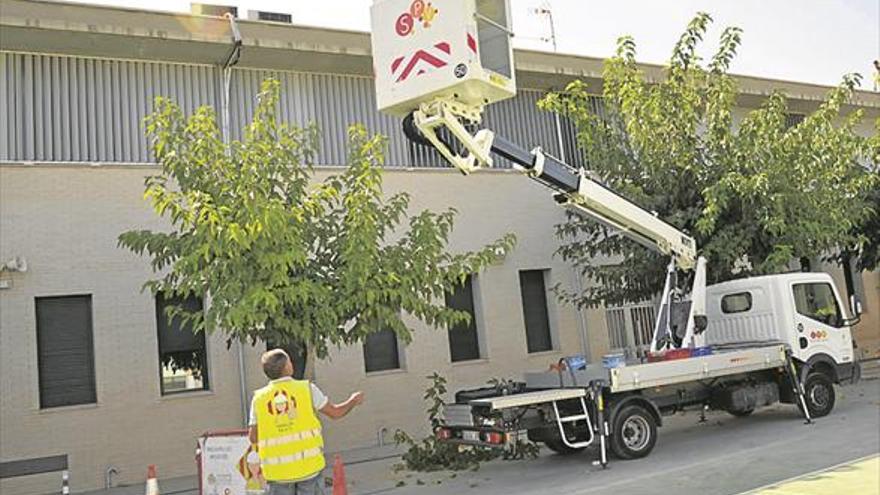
[800,354,839,384]
[607,395,662,429]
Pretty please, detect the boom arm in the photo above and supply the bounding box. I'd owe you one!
[491,135,707,351]
[407,118,707,352]
[491,136,697,270]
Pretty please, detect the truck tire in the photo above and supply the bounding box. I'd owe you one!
[544,439,586,455]
[610,404,657,460]
[802,372,835,418]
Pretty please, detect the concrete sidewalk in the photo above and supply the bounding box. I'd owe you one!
[80,474,198,495]
[80,444,406,495]
[741,454,880,495]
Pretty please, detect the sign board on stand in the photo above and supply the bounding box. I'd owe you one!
[196,430,265,495]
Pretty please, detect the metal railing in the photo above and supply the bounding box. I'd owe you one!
[605,302,657,356]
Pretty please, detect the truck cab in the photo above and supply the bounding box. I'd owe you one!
[706,272,860,386]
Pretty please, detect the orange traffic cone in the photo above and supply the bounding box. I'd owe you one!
[332,455,347,495]
[145,465,160,495]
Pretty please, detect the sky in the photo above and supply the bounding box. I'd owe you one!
[61,0,880,88]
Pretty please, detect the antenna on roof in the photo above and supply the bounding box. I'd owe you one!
[531,2,557,52]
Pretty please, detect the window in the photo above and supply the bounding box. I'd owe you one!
[475,0,512,78]
[363,328,401,373]
[445,275,481,362]
[792,283,843,327]
[155,292,208,394]
[721,292,753,314]
[785,113,806,129]
[251,11,292,23]
[519,270,553,353]
[36,295,97,408]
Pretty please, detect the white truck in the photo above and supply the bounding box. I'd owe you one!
[369,0,863,464]
[438,272,861,463]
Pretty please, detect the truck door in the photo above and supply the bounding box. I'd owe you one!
[790,282,854,365]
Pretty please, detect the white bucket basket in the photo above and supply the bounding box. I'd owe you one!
[370,0,516,117]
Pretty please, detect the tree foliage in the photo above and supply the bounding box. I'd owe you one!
[119,79,515,357]
[540,13,879,308]
[844,187,880,272]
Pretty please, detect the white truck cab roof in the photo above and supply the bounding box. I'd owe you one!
[707,271,836,292]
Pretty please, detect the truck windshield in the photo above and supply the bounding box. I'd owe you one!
[792,283,843,327]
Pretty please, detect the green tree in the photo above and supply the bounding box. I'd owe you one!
[540,13,879,308]
[843,187,880,272]
[119,79,515,366]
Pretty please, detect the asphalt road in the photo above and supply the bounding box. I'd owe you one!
[383,380,880,495]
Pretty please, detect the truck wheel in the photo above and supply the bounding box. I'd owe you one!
[802,372,835,418]
[544,439,586,455]
[610,405,657,460]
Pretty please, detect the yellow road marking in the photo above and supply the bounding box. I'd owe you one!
[743,455,880,495]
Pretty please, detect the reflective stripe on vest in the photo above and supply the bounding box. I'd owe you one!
[254,379,326,481]
[261,447,324,466]
[258,428,322,449]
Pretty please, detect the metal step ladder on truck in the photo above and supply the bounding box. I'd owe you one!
[369,0,864,464]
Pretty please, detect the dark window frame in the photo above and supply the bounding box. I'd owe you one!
[445,274,482,362]
[721,292,753,314]
[155,292,209,395]
[253,11,292,23]
[363,327,402,374]
[784,113,806,129]
[35,294,97,409]
[519,269,554,353]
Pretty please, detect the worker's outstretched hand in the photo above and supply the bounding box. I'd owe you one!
[349,391,365,406]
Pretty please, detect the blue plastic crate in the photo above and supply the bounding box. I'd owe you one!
[692,346,714,357]
[602,353,626,369]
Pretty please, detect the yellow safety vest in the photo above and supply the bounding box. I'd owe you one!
[254,379,325,481]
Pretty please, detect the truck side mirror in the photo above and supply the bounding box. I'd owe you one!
[850,295,863,317]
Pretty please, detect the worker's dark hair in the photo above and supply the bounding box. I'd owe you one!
[261,349,291,380]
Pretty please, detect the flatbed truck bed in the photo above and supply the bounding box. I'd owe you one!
[526,344,788,392]
[440,344,813,465]
[470,388,588,411]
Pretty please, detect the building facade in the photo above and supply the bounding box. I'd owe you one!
[1,1,878,493]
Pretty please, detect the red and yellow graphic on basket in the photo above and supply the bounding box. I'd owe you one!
[266,390,298,423]
[238,443,267,493]
[390,41,450,82]
[395,0,439,36]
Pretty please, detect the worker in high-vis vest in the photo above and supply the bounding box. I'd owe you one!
[249,349,364,495]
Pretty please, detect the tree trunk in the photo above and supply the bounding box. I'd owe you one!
[302,344,315,381]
